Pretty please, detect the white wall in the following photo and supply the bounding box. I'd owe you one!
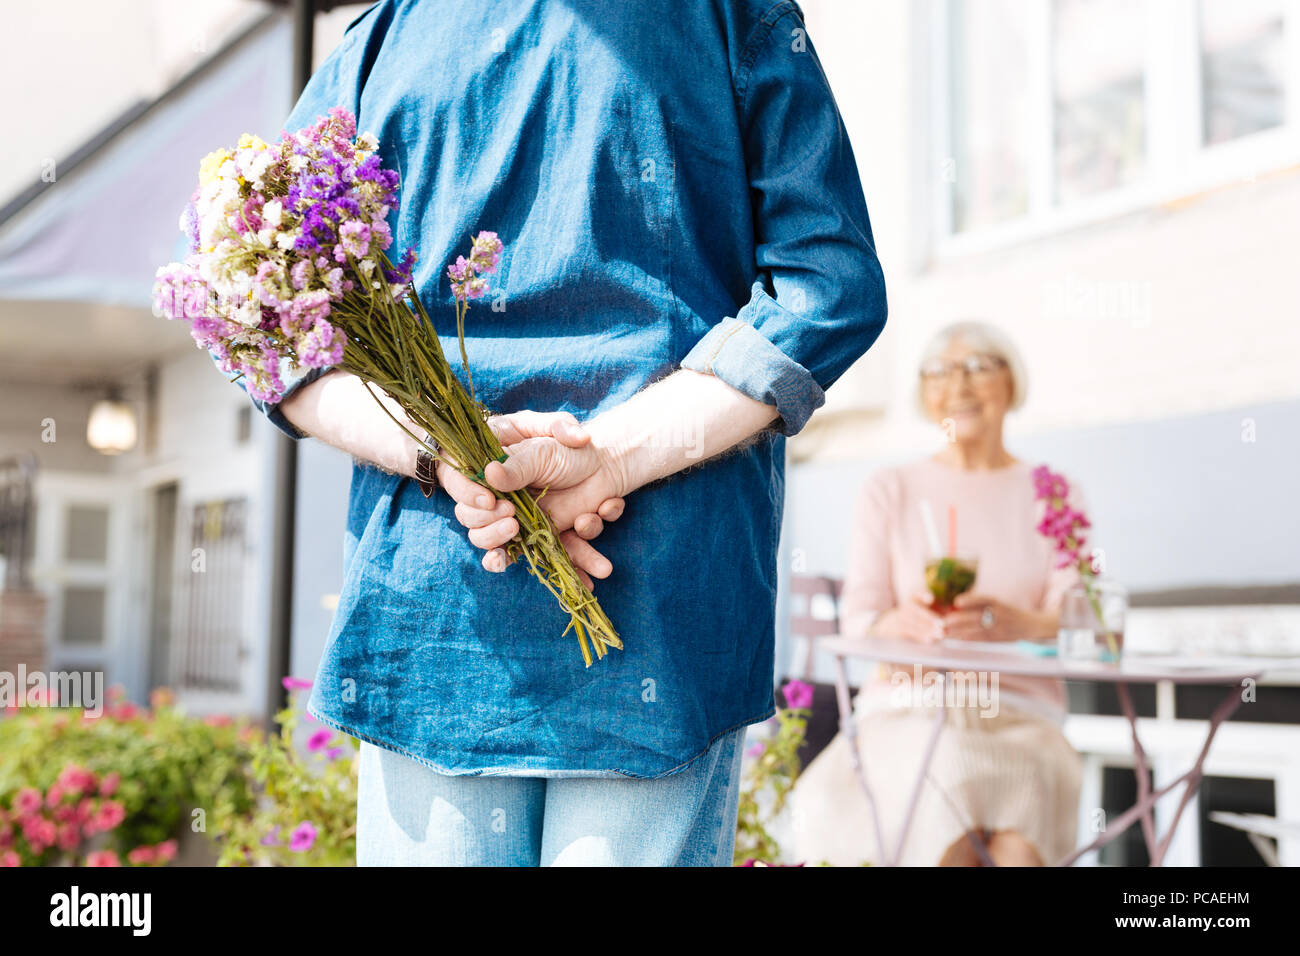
[793,0,1300,464]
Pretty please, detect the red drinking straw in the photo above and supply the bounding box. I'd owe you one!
[947,504,956,556]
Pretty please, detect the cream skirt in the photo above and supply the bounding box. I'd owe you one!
[783,687,1082,866]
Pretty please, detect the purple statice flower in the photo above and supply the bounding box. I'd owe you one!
[384,248,416,287]
[447,255,472,300]
[179,191,201,255]
[447,231,504,301]
[337,220,371,260]
[239,340,286,403]
[290,259,312,291]
[295,319,344,369]
[153,261,212,322]
[468,231,502,274]
[288,821,317,853]
[279,289,332,336]
[253,259,288,308]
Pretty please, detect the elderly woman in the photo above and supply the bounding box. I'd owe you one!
[787,321,1085,867]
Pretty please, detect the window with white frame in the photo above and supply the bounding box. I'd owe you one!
[938,0,1299,243]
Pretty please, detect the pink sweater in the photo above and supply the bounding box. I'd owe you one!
[839,456,1085,716]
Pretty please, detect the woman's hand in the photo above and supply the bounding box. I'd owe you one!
[940,593,1053,642]
[872,590,945,644]
[436,411,625,587]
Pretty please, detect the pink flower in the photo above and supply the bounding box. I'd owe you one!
[85,850,121,867]
[111,701,139,721]
[75,797,96,825]
[94,801,126,832]
[781,679,814,711]
[306,728,333,751]
[155,839,178,863]
[288,821,317,853]
[745,740,767,759]
[98,772,121,797]
[44,785,65,808]
[0,850,19,867]
[56,823,81,852]
[127,845,156,865]
[337,220,371,259]
[13,788,42,815]
[203,714,233,728]
[282,676,313,691]
[468,231,503,274]
[58,764,96,796]
[22,816,56,852]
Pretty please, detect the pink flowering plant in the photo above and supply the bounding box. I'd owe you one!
[214,677,357,867]
[0,687,257,866]
[1032,464,1118,660]
[734,679,814,866]
[153,108,618,665]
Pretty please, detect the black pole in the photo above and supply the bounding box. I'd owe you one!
[266,0,314,731]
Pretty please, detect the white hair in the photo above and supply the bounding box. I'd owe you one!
[916,320,1028,414]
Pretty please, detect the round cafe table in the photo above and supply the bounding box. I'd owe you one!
[816,633,1281,866]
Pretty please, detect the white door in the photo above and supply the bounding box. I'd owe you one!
[30,471,138,698]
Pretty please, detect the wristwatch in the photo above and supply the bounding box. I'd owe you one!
[414,433,439,498]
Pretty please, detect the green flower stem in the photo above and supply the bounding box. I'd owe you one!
[1080,567,1120,662]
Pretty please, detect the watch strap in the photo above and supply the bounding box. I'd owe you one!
[415,434,439,498]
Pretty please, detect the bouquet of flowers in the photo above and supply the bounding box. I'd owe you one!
[152,108,620,666]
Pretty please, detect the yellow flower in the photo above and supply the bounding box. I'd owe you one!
[198,148,232,187]
[236,133,269,151]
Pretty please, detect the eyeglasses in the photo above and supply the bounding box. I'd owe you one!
[919,353,1008,384]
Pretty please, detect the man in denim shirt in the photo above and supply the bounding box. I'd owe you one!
[252,0,886,865]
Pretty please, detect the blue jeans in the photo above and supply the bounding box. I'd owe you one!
[355,725,748,866]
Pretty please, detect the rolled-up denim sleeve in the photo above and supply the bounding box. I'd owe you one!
[680,0,887,436]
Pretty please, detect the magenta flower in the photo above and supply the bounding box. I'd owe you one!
[781,679,814,711]
[288,822,317,853]
[57,765,96,796]
[1032,465,1091,572]
[13,788,42,815]
[281,676,313,691]
[306,728,333,751]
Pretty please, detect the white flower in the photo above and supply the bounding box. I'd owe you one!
[358,131,379,151]
[262,199,283,228]
[230,296,260,328]
[276,230,299,251]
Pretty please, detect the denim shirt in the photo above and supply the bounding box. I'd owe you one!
[249,0,887,777]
